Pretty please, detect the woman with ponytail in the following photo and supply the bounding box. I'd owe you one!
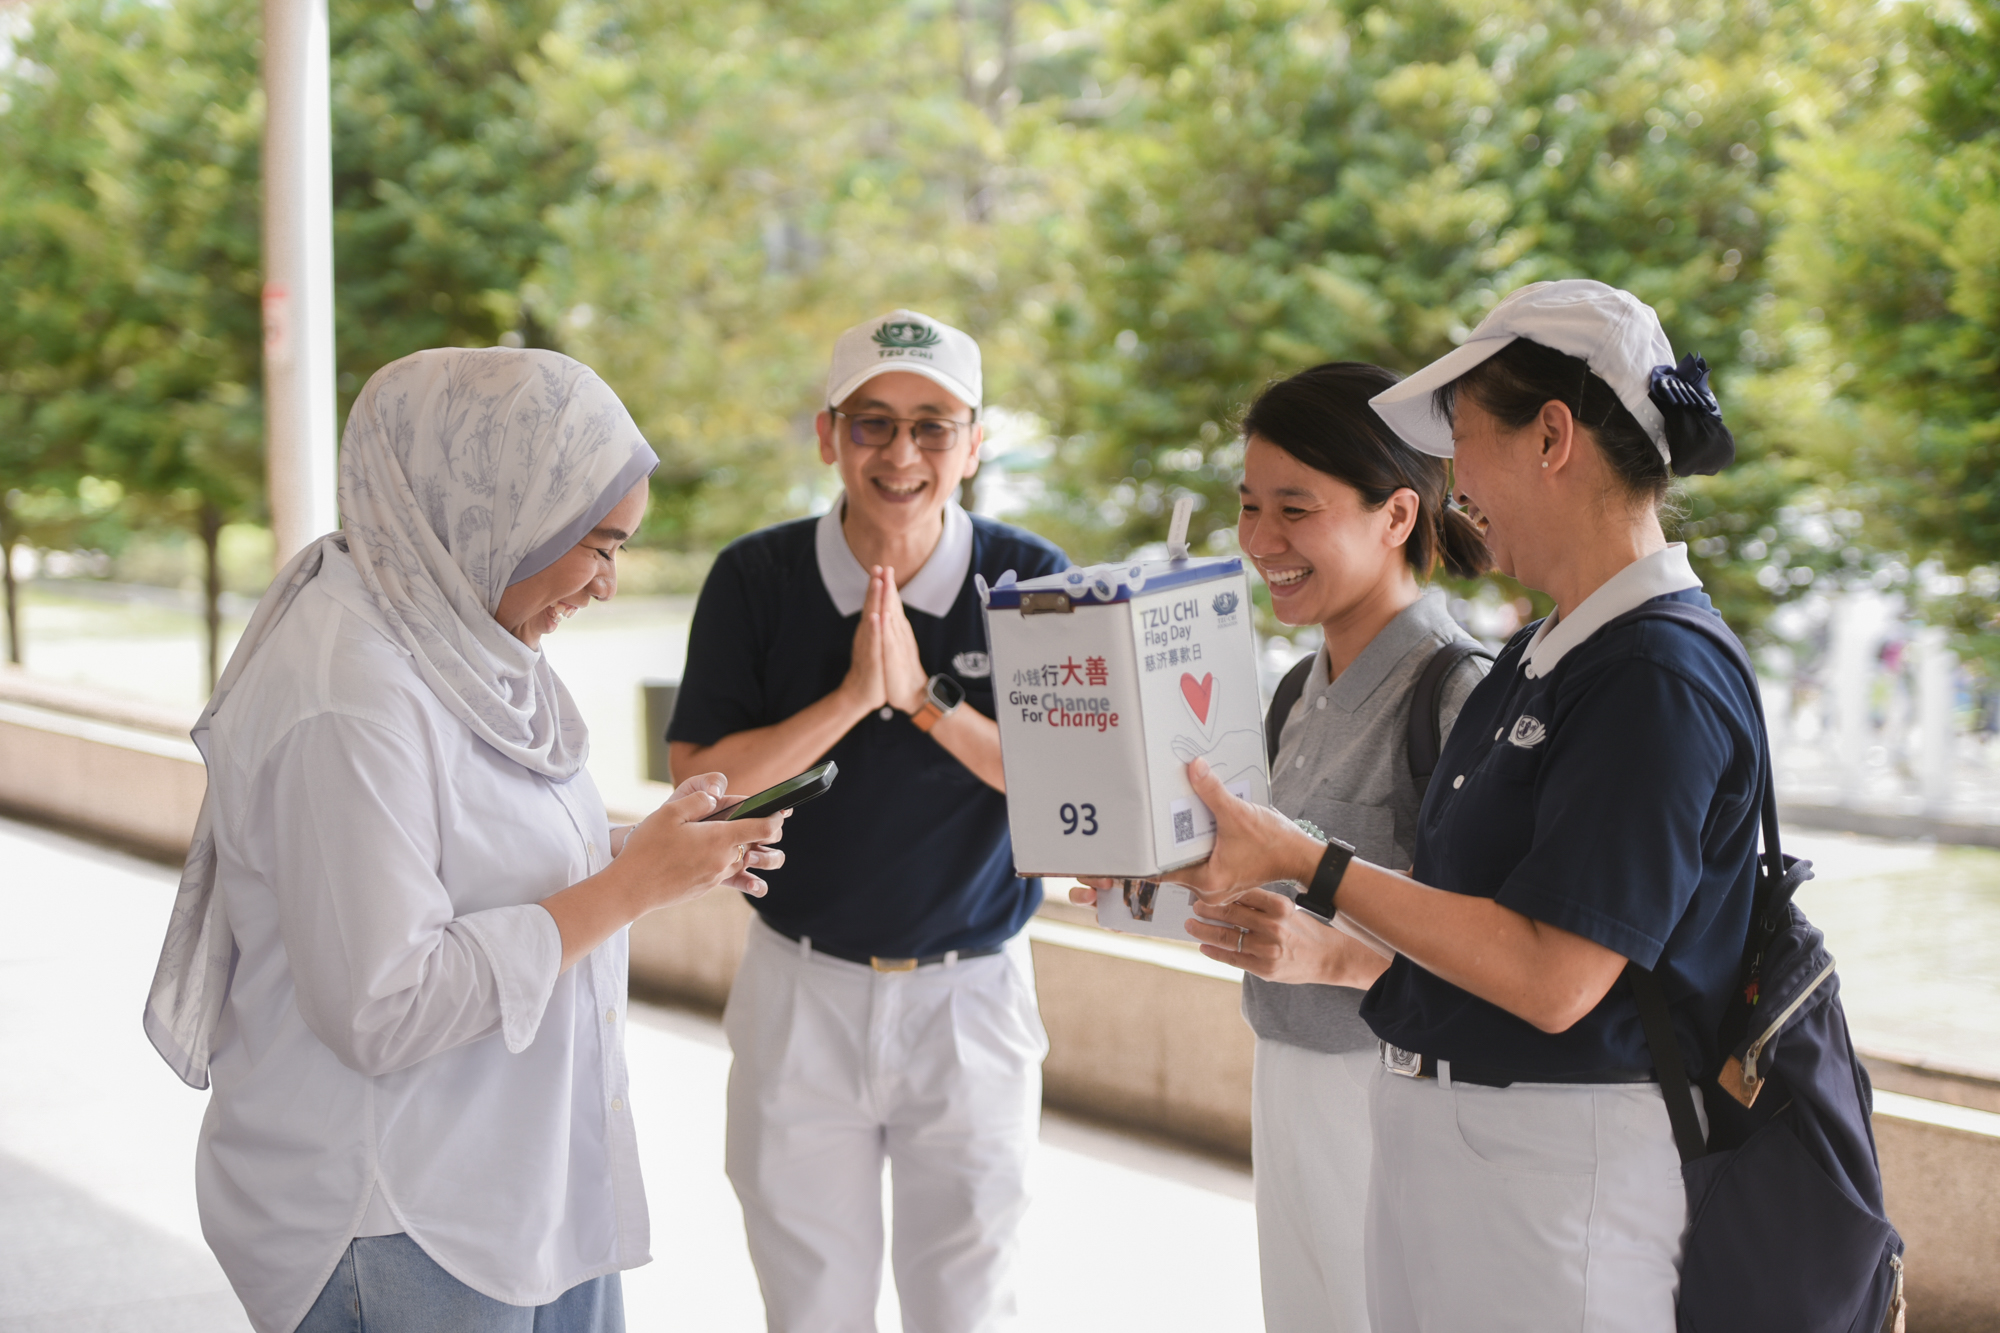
[1079,361,1493,1332]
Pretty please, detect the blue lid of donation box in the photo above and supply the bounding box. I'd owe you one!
[978,556,1244,610]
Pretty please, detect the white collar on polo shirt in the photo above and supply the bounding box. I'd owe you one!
[1520,542,1701,679]
[815,493,974,618]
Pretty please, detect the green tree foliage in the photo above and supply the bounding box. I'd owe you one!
[0,0,264,682]
[1020,0,1893,641]
[0,0,609,678]
[1757,0,2000,658]
[330,0,605,398]
[3,0,1993,660]
[540,0,1097,549]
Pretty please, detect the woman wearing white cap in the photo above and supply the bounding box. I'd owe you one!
[1173,280,1756,1330]
[144,348,788,1333]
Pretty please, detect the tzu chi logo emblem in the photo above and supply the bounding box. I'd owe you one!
[1508,715,1549,749]
[1211,589,1240,627]
[873,321,942,351]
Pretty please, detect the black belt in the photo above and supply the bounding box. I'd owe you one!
[772,925,1003,973]
[1382,1043,1654,1089]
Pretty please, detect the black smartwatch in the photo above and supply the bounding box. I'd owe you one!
[1295,835,1356,923]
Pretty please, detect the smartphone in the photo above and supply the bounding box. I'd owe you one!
[700,760,839,822]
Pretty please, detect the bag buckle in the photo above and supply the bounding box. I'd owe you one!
[1382,1042,1423,1078]
[870,956,919,973]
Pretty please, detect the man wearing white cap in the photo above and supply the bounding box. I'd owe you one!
[667,310,1066,1331]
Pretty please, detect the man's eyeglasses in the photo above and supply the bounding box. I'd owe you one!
[830,409,974,453]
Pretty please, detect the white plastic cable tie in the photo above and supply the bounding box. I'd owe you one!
[1166,494,1194,561]
[974,572,991,606]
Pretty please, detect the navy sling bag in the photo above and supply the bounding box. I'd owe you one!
[1609,601,1906,1333]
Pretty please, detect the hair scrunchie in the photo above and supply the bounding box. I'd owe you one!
[1648,353,1736,476]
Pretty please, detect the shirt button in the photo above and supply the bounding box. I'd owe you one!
[1453,775,1465,789]
[611,1097,624,1112]
[879,706,895,721]
[606,1007,618,1024]
[1315,697,1327,711]
[1294,756,1305,769]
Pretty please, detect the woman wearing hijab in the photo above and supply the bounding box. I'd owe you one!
[1174,280,1755,1331]
[143,348,787,1333]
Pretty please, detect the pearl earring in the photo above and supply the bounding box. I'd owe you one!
[1541,459,1548,468]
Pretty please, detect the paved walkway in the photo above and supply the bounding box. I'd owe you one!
[0,816,1259,1332]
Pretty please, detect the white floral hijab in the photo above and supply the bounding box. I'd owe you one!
[144,347,658,1088]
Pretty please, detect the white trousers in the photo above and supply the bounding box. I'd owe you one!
[723,917,1048,1333]
[1365,1068,1688,1333]
[1251,1040,1377,1333]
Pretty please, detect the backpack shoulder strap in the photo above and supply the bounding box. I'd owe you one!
[1605,599,1788,1164]
[1266,653,1317,766]
[1406,639,1496,795]
[1627,962,1712,1165]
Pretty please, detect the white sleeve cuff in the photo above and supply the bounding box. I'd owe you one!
[456,904,564,1053]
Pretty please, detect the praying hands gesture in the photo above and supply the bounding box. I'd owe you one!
[844,565,931,716]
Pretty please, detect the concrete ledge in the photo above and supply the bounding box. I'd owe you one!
[1027,917,1252,1159]
[1865,1052,2000,1116]
[1872,1094,2000,1331]
[1781,802,2000,851]
[0,700,204,862]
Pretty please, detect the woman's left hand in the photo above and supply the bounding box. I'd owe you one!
[1182,887,1378,986]
[1184,887,1317,981]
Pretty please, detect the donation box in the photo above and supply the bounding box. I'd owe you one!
[980,555,1271,878]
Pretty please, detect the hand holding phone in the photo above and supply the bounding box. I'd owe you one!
[702,760,839,822]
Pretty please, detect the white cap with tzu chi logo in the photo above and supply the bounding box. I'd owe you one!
[826,309,982,414]
[1371,279,1688,467]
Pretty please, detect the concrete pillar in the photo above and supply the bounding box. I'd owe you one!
[1828,593,1878,802]
[261,0,340,566]
[1915,626,1958,816]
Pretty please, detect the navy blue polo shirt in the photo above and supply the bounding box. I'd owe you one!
[1360,589,1764,1079]
[667,513,1067,958]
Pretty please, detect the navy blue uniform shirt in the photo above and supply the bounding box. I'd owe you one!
[668,513,1067,958]
[1361,590,1764,1078]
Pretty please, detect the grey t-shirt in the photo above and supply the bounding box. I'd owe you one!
[1241,591,1488,1055]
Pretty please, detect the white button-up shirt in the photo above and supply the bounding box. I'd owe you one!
[196,547,646,1333]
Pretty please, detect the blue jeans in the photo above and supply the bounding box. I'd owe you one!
[294,1234,625,1333]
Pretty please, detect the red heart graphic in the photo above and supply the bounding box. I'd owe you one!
[1179,672,1215,724]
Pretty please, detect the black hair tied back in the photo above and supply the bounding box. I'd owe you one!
[1648,353,1735,477]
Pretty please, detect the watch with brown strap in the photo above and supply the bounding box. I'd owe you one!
[911,673,966,733]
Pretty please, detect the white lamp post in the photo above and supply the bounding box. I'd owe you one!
[261,0,340,565]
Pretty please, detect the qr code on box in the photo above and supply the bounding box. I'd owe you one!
[1168,781,1251,847]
